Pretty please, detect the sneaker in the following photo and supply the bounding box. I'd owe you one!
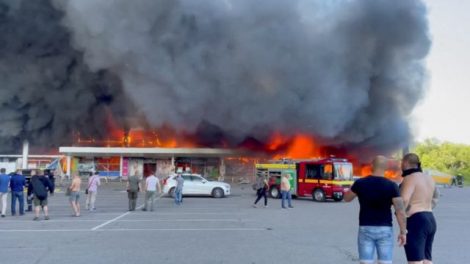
[45,216,50,220]
[282,206,287,209]
[252,204,257,208]
[288,206,294,208]
[264,205,268,208]
[1,215,5,218]
[142,208,147,211]
[33,217,39,221]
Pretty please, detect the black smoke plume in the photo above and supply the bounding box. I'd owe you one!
[1,0,431,156]
[0,0,135,153]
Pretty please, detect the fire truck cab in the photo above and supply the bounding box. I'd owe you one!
[255,158,354,202]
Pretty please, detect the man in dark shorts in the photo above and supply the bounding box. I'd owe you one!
[400,153,438,264]
[28,170,54,221]
[345,156,407,264]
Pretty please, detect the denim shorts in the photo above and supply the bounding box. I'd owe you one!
[68,191,80,203]
[358,226,393,263]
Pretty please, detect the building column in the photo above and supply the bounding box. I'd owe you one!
[21,140,29,169]
[66,155,72,179]
[119,155,124,181]
[171,156,175,173]
[219,158,226,182]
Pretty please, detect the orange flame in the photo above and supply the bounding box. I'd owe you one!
[358,160,402,181]
[267,133,322,159]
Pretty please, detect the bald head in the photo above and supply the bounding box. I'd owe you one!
[371,155,387,176]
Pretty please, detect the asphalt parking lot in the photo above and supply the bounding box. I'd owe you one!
[0,183,468,264]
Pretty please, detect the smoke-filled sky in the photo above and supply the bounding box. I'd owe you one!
[412,0,470,145]
[0,0,430,154]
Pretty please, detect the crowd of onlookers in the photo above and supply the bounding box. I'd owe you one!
[0,168,55,220]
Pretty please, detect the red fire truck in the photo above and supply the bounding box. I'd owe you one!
[255,157,354,202]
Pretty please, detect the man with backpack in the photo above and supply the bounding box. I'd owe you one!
[28,170,54,221]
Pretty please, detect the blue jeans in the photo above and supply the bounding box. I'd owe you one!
[175,188,183,204]
[358,226,394,263]
[281,190,292,208]
[11,191,25,215]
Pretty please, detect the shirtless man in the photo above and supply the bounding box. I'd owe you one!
[68,174,82,217]
[400,153,439,264]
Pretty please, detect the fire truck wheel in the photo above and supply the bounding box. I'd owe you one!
[169,187,176,198]
[313,189,326,202]
[212,188,225,198]
[269,187,280,199]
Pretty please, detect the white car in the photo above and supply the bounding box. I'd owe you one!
[162,174,231,198]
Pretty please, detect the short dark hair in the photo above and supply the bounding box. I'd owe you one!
[0,168,5,173]
[403,153,421,168]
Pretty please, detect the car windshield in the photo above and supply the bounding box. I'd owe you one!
[334,163,353,180]
[181,175,191,181]
[191,175,203,182]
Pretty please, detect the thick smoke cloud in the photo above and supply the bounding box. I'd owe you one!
[0,0,135,152]
[52,0,430,153]
[0,0,431,154]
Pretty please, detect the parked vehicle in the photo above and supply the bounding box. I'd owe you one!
[163,173,231,198]
[256,158,354,202]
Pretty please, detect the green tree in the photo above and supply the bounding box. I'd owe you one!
[413,139,470,185]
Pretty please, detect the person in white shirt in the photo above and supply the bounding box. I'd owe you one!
[143,172,161,211]
[280,174,293,209]
[86,171,101,211]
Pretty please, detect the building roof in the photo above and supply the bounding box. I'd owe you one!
[59,147,240,158]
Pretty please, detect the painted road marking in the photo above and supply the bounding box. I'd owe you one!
[91,193,165,231]
[0,228,267,232]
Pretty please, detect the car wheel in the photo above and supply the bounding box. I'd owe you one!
[313,189,326,202]
[270,186,280,199]
[169,187,176,198]
[212,188,225,198]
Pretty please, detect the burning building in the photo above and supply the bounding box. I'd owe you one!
[0,0,431,175]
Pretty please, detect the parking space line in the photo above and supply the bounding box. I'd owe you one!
[117,219,250,222]
[0,229,91,232]
[91,212,130,231]
[96,228,267,232]
[0,219,109,222]
[141,212,245,215]
[91,193,164,231]
[0,227,267,233]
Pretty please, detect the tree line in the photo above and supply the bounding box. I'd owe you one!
[413,139,470,184]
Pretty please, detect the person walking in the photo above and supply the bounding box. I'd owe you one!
[252,175,268,208]
[174,173,184,205]
[28,170,54,221]
[10,170,26,216]
[142,172,161,212]
[68,173,81,217]
[127,175,141,211]
[0,168,11,217]
[344,156,407,264]
[280,173,293,209]
[86,171,101,211]
[400,153,439,264]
